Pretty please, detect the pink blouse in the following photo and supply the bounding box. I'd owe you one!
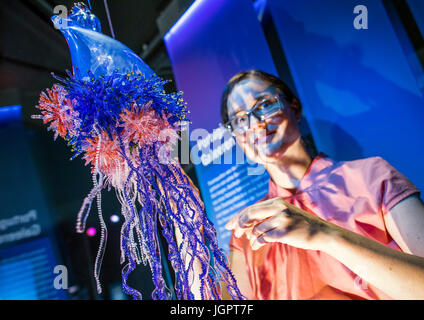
[229,153,419,300]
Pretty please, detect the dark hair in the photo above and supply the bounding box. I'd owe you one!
[220,70,300,124]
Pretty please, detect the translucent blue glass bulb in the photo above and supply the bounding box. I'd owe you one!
[52,3,155,81]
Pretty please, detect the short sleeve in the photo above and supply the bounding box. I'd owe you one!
[365,157,420,215]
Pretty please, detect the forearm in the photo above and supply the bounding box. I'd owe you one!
[320,225,424,299]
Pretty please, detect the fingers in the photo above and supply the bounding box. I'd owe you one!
[224,198,325,251]
[251,214,281,238]
[225,206,273,238]
[251,228,277,251]
[225,214,239,231]
[250,212,299,250]
[225,198,286,232]
[249,216,279,249]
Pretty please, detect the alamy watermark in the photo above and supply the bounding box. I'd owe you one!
[158,123,269,176]
[354,5,368,30]
[53,5,68,29]
[53,265,68,290]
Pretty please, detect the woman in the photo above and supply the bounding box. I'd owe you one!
[221,70,424,300]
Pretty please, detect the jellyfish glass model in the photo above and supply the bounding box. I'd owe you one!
[32,3,243,300]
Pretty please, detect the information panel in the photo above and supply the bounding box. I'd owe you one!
[164,0,277,253]
[0,105,66,299]
[0,237,66,299]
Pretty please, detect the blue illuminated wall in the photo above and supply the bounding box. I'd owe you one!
[165,0,276,253]
[266,0,424,192]
[165,0,278,132]
[165,0,424,256]
[407,0,424,38]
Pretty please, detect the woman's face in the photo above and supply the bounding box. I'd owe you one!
[227,77,301,165]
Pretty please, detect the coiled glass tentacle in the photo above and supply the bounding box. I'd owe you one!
[118,138,244,300]
[93,170,107,294]
[92,128,108,294]
[121,168,143,300]
[34,67,245,300]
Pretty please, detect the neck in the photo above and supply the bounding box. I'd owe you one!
[264,139,312,190]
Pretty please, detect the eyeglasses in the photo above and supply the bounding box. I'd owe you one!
[224,94,285,137]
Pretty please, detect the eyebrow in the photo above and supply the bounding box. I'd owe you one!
[254,91,273,100]
[228,85,273,119]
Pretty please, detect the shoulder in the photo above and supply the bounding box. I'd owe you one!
[301,154,383,186]
[339,156,419,209]
[340,155,388,168]
[335,156,397,180]
[314,155,408,193]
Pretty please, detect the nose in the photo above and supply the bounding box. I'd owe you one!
[250,115,270,133]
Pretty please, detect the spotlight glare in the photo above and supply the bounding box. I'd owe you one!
[110,215,120,223]
[87,227,97,237]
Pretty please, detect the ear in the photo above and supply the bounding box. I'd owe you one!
[289,97,302,122]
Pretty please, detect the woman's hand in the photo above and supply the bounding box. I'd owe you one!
[226,197,424,299]
[225,197,335,251]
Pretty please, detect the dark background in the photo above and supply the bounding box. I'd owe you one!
[0,0,198,300]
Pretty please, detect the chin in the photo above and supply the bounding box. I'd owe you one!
[257,142,285,162]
